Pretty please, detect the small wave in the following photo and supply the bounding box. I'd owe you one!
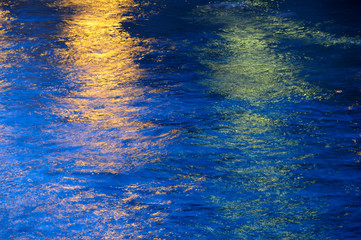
[197,1,253,10]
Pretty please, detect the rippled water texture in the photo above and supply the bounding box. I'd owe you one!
[1,0,361,239]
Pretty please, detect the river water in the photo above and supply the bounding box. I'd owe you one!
[0,0,361,239]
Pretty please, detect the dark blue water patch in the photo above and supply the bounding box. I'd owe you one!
[279,0,361,35]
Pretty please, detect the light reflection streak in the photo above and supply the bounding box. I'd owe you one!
[51,0,160,173]
[190,3,336,238]
[37,0,197,238]
[0,6,14,76]
[0,5,17,162]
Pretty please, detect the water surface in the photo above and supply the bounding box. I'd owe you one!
[1,0,361,239]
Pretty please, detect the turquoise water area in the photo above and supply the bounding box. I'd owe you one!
[0,0,361,238]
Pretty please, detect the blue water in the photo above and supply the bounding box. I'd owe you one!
[1,0,361,239]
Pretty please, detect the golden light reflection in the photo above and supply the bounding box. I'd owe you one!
[39,1,192,238]
[0,7,15,151]
[39,176,204,238]
[49,0,170,174]
[0,7,14,74]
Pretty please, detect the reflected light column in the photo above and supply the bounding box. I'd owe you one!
[51,0,157,173]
